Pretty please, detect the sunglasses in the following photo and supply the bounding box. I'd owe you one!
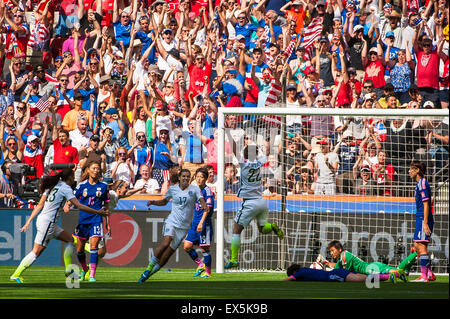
[60,79,69,82]
[90,62,99,65]
[237,16,246,20]
[159,131,168,135]
[8,142,17,146]
[14,14,24,18]
[423,43,432,47]
[137,135,146,139]
[119,152,127,156]
[317,99,326,103]
[364,86,373,89]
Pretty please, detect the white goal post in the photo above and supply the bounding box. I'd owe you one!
[215,107,449,274]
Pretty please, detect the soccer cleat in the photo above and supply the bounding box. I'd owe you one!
[10,276,24,284]
[224,261,239,269]
[397,269,407,283]
[138,269,151,283]
[411,276,429,282]
[88,277,96,282]
[200,273,211,278]
[428,273,436,281]
[80,270,88,281]
[193,265,205,277]
[271,223,284,240]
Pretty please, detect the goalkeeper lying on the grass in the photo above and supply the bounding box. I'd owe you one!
[316,240,418,283]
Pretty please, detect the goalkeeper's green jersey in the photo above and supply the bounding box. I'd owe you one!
[334,250,397,275]
[333,250,371,275]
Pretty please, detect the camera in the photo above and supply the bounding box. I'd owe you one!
[9,164,41,203]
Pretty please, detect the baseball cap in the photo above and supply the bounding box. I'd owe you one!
[90,134,100,142]
[354,25,364,32]
[317,137,330,145]
[0,80,7,88]
[360,165,371,172]
[104,108,119,115]
[287,82,297,90]
[163,28,172,34]
[423,101,435,108]
[27,135,39,143]
[386,31,395,38]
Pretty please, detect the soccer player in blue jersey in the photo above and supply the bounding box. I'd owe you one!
[73,162,110,282]
[184,168,215,278]
[138,169,209,283]
[409,161,436,282]
[284,264,368,282]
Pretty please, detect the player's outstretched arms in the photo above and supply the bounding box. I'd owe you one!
[147,198,170,207]
[345,273,367,282]
[69,198,109,216]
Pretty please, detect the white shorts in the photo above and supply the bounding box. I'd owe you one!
[314,182,336,196]
[162,221,189,250]
[35,215,64,247]
[235,198,268,228]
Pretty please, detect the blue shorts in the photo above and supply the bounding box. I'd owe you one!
[73,222,104,241]
[413,217,434,242]
[185,219,213,247]
[292,268,351,282]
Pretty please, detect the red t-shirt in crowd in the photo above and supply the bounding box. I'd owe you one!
[53,138,79,165]
[187,61,212,97]
[363,60,386,88]
[416,49,440,89]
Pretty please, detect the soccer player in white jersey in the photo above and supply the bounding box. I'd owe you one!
[224,143,284,269]
[138,169,209,283]
[10,169,107,283]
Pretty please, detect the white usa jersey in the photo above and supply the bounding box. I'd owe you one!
[164,184,203,230]
[39,181,75,223]
[237,154,267,199]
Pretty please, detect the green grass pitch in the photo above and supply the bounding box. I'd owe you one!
[0,266,448,299]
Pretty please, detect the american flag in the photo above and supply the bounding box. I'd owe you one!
[261,80,283,127]
[36,92,50,113]
[302,17,323,49]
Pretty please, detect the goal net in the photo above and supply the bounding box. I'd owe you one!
[215,107,449,275]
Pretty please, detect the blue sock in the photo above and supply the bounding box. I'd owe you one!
[147,256,159,271]
[187,249,199,261]
[149,264,161,276]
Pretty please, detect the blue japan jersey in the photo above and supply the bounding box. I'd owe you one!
[415,178,433,219]
[74,180,109,225]
[192,186,215,226]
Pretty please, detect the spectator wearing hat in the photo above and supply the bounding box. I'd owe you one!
[33,65,56,97]
[413,29,445,108]
[280,1,307,34]
[296,165,314,195]
[61,92,91,131]
[151,113,177,190]
[353,164,377,196]
[103,107,128,147]
[314,137,339,196]
[345,19,371,78]
[78,134,107,173]
[361,37,386,99]
[2,8,30,61]
[379,10,404,49]
[0,117,25,164]
[0,80,13,115]
[335,130,360,194]
[55,31,82,89]
[112,0,138,50]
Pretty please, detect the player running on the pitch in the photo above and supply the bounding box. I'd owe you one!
[183,167,215,278]
[10,169,107,283]
[408,160,436,282]
[319,240,416,283]
[138,169,209,283]
[63,179,145,280]
[224,139,284,269]
[284,264,369,282]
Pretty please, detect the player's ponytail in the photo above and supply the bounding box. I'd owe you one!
[39,168,74,193]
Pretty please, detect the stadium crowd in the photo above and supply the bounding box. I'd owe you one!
[0,0,448,208]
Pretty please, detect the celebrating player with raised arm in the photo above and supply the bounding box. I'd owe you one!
[224,138,284,269]
[184,167,215,278]
[10,169,107,283]
[138,169,209,283]
[408,161,436,282]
